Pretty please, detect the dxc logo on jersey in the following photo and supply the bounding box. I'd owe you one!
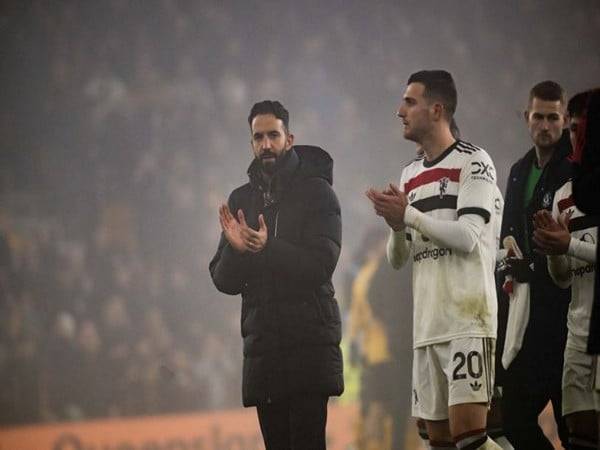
[471,161,495,182]
[438,177,449,199]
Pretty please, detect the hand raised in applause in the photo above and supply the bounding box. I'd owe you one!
[365,183,408,231]
[237,209,268,253]
[532,209,572,255]
[219,204,268,253]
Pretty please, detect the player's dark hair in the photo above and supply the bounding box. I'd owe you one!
[407,70,457,121]
[571,88,600,164]
[248,100,289,131]
[450,118,461,139]
[528,80,566,106]
[583,89,600,158]
[567,91,591,118]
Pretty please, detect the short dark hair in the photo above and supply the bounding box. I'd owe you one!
[567,91,591,118]
[450,118,461,139]
[528,80,566,106]
[407,70,457,120]
[248,100,289,131]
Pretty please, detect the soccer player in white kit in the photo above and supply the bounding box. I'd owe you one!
[367,70,502,450]
[533,90,599,450]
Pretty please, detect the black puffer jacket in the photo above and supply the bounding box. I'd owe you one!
[209,145,343,406]
[496,130,572,386]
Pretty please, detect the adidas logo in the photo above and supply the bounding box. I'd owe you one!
[470,381,482,392]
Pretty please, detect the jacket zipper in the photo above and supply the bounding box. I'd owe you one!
[269,211,280,405]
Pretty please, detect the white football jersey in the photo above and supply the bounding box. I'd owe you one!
[552,180,598,352]
[400,140,499,348]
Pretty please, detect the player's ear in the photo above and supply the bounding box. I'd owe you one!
[523,109,529,123]
[431,102,444,121]
[285,132,294,149]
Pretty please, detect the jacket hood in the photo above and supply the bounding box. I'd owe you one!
[293,145,334,185]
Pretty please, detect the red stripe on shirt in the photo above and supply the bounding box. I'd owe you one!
[404,168,461,195]
[558,196,574,213]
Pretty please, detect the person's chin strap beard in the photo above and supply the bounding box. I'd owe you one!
[260,148,291,177]
[260,160,276,177]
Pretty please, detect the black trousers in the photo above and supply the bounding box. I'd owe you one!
[256,394,329,450]
[502,380,568,450]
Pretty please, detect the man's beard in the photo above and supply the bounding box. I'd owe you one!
[259,151,280,175]
[534,132,560,150]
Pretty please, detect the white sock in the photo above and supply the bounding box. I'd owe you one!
[474,437,504,450]
[492,435,514,450]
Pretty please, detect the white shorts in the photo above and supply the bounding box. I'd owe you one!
[412,337,495,421]
[563,346,600,415]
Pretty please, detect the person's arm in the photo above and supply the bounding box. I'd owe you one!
[209,193,254,295]
[566,238,597,264]
[534,182,575,288]
[532,187,596,264]
[386,229,411,269]
[547,185,573,288]
[547,254,572,289]
[404,207,485,253]
[263,178,341,287]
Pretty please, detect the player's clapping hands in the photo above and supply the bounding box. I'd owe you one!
[532,209,572,255]
[365,183,408,231]
[219,204,268,253]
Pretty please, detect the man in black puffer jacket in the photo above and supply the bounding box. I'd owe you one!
[209,100,343,450]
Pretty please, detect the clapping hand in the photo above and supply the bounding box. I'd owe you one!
[219,205,268,253]
[532,209,572,255]
[365,183,408,231]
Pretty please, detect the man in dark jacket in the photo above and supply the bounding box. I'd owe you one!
[571,88,600,447]
[572,89,600,356]
[209,100,343,450]
[498,81,572,449]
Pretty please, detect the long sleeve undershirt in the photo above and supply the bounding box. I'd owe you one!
[387,229,410,269]
[547,255,572,289]
[547,239,596,289]
[387,205,486,269]
[404,205,486,253]
[567,237,597,264]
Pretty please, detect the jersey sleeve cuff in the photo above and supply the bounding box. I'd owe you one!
[457,207,491,223]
